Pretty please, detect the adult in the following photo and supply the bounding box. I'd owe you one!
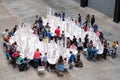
[87,40,93,60]
[78,13,82,27]
[111,41,118,58]
[56,55,64,75]
[45,23,51,32]
[55,26,60,38]
[74,50,83,67]
[77,38,83,52]
[62,12,65,21]
[86,14,91,27]
[84,34,89,48]
[34,17,43,34]
[2,29,9,39]
[67,37,71,48]
[103,40,108,59]
[12,51,20,68]
[92,46,98,62]
[91,15,95,27]
[72,36,77,46]
[9,25,18,36]
[12,25,18,34]
[93,24,98,33]
[33,48,41,68]
[68,51,74,69]
[46,30,52,42]
[61,31,65,47]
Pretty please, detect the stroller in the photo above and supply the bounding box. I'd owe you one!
[19,58,30,71]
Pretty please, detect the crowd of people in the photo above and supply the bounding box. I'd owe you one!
[2,12,119,74]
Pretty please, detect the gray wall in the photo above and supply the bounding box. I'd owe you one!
[88,0,115,17]
[73,0,115,17]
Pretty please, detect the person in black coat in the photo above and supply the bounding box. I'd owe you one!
[91,15,95,27]
[84,34,89,48]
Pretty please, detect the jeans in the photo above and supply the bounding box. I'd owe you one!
[87,49,92,60]
[33,58,39,68]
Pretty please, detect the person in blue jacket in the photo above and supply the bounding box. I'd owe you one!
[68,51,74,69]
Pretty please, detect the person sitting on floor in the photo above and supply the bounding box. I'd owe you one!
[56,55,64,75]
[74,50,83,67]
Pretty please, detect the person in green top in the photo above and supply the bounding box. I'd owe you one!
[17,56,23,64]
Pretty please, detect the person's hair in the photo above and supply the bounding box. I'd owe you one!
[79,38,81,42]
[17,51,20,53]
[45,53,47,55]
[58,26,60,28]
[64,57,67,61]
[92,15,94,17]
[24,57,27,60]
[70,51,72,54]
[87,14,90,18]
[14,42,17,45]
[39,17,41,20]
[58,55,63,64]
[5,29,9,32]
[36,48,39,51]
[90,40,93,43]
[15,25,18,28]
[85,34,89,38]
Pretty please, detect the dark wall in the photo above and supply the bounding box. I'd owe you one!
[73,0,115,18]
[88,0,115,17]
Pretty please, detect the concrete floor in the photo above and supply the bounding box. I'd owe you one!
[0,0,120,80]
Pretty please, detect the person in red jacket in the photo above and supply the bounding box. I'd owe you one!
[33,48,41,68]
[54,26,61,43]
[55,26,60,38]
[12,51,20,68]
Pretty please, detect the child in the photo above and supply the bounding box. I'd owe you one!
[43,53,47,69]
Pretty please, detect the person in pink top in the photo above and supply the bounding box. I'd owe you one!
[33,48,41,68]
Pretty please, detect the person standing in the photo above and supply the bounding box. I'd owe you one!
[91,15,95,27]
[68,51,74,69]
[103,40,108,59]
[12,51,20,68]
[55,26,61,43]
[78,14,82,27]
[84,34,89,48]
[33,48,41,68]
[43,53,48,69]
[61,31,65,47]
[62,12,65,21]
[77,38,83,52]
[87,40,93,60]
